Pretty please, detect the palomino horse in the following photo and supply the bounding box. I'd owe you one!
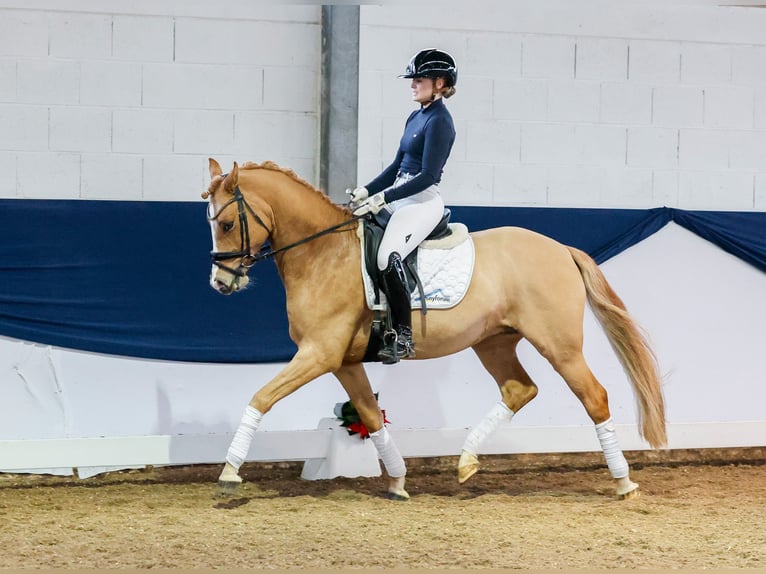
[203,158,666,500]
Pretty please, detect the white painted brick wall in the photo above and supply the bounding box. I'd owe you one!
[629,41,680,83]
[48,13,112,59]
[547,80,600,123]
[703,86,754,129]
[679,130,730,170]
[113,110,174,154]
[81,154,142,200]
[80,62,142,107]
[0,61,15,101]
[16,152,80,199]
[49,107,111,152]
[0,152,15,196]
[17,61,80,105]
[599,83,652,125]
[756,175,766,210]
[0,3,320,200]
[0,11,47,57]
[2,1,766,211]
[754,89,766,130]
[653,86,704,127]
[360,3,766,210]
[522,35,575,79]
[112,16,174,62]
[575,38,627,81]
[681,44,731,85]
[0,105,47,150]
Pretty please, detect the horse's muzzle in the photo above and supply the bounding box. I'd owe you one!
[213,279,233,295]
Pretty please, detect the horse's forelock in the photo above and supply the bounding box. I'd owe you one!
[203,174,227,199]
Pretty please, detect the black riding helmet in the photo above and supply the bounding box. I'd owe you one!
[399,48,458,87]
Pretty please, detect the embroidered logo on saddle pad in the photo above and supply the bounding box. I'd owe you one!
[358,223,475,310]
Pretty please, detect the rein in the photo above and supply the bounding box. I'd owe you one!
[208,185,362,277]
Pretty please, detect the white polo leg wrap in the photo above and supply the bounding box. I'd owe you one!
[595,418,630,479]
[462,401,514,456]
[370,426,406,478]
[225,405,263,470]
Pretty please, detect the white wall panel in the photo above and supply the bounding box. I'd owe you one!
[653,85,704,128]
[112,16,174,62]
[575,38,628,81]
[81,154,142,200]
[703,86,754,130]
[1,225,763,473]
[113,109,174,154]
[16,60,79,105]
[680,44,731,85]
[49,107,111,152]
[48,13,112,59]
[599,83,652,125]
[0,11,47,56]
[0,152,15,195]
[522,35,575,79]
[16,152,80,199]
[80,61,143,107]
[0,105,47,151]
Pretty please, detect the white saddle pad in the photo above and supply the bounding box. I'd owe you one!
[358,222,475,310]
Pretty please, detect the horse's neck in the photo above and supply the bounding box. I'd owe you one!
[249,170,358,282]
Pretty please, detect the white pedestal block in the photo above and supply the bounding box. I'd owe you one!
[300,417,382,480]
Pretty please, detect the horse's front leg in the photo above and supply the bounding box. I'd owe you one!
[334,363,409,501]
[218,345,338,494]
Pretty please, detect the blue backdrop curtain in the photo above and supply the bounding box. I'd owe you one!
[0,200,763,363]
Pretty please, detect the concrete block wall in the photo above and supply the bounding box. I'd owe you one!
[358,1,766,210]
[2,1,766,211]
[0,3,320,201]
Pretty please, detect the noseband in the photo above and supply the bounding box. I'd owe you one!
[207,185,272,277]
[207,184,362,278]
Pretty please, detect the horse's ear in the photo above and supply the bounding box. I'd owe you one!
[209,158,222,179]
[223,162,239,193]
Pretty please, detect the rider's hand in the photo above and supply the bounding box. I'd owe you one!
[353,192,386,216]
[346,186,369,208]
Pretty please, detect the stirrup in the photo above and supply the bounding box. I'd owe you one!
[378,330,415,364]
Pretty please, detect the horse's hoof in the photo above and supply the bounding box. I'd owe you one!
[616,479,640,500]
[217,479,241,497]
[385,489,410,501]
[458,450,479,484]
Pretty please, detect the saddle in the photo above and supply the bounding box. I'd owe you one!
[362,207,454,308]
[361,208,467,363]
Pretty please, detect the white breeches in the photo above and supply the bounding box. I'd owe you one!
[377,178,444,270]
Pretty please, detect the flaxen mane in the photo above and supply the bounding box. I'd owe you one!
[242,160,350,213]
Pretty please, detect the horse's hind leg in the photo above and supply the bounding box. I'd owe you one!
[547,349,640,499]
[459,334,539,483]
[334,363,409,501]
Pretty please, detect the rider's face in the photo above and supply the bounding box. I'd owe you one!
[411,77,436,105]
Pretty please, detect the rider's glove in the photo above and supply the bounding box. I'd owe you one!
[353,192,387,216]
[346,186,369,208]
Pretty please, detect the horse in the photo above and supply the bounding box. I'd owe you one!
[202,158,666,501]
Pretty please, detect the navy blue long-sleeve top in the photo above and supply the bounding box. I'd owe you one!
[365,97,456,203]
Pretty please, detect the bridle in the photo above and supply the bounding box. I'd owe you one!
[207,184,361,278]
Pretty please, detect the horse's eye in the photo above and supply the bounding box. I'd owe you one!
[221,221,234,233]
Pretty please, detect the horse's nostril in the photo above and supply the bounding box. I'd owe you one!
[215,280,232,295]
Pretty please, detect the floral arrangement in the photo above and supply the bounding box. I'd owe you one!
[333,393,389,439]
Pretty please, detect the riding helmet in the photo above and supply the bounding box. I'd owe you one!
[400,49,458,87]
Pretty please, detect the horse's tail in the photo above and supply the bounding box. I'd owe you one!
[568,246,667,448]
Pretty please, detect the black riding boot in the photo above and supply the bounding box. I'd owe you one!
[378,252,415,364]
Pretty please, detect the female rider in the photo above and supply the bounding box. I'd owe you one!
[351,49,458,364]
